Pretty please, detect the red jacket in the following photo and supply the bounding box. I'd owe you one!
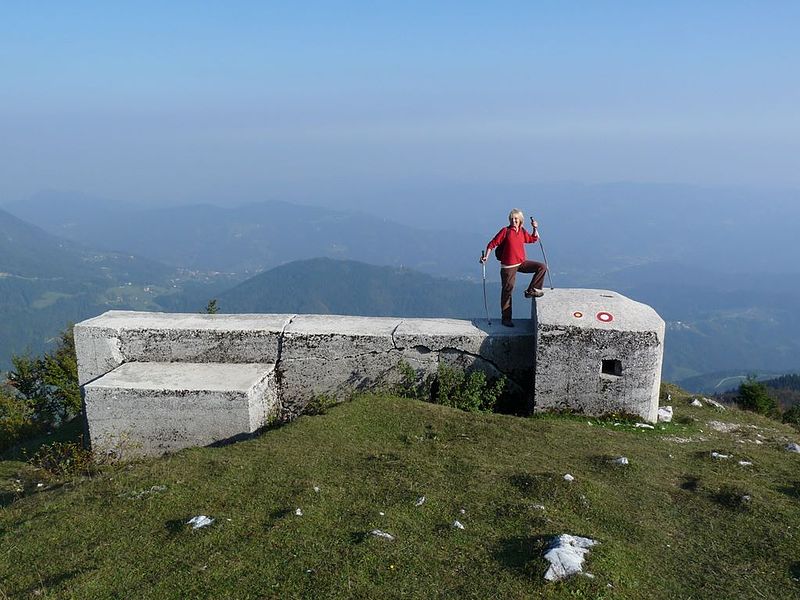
[487,226,538,266]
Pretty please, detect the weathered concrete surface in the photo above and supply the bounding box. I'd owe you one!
[75,311,293,385]
[394,317,535,382]
[279,315,401,417]
[532,289,664,421]
[84,362,277,457]
[276,315,536,418]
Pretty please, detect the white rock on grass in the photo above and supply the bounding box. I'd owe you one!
[452,520,465,530]
[690,399,703,407]
[707,421,739,433]
[635,423,655,429]
[543,534,599,582]
[369,529,395,541]
[414,496,426,507]
[738,460,753,467]
[657,406,673,423]
[786,443,800,454]
[612,457,629,466]
[563,474,575,482]
[186,515,214,530]
[294,508,303,516]
[710,452,730,460]
[704,398,726,410]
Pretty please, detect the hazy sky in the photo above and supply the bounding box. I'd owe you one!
[2,1,799,205]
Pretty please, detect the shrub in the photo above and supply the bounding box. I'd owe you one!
[736,376,778,418]
[783,404,800,429]
[395,360,505,414]
[0,388,39,454]
[6,325,80,429]
[28,440,96,478]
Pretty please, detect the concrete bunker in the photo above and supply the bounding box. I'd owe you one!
[74,289,664,458]
[531,288,665,422]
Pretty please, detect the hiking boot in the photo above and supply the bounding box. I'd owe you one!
[524,288,545,298]
[501,319,514,327]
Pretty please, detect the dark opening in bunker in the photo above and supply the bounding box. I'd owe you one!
[602,359,622,377]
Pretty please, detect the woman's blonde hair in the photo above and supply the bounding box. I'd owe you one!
[508,208,524,223]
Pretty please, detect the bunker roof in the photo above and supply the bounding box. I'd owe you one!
[535,288,664,333]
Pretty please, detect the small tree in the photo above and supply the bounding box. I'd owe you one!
[42,326,81,419]
[736,376,778,417]
[6,325,80,429]
[783,404,800,428]
[205,299,219,314]
[0,386,37,453]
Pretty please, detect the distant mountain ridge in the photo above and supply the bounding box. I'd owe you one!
[0,207,183,368]
[215,257,491,318]
[4,192,484,278]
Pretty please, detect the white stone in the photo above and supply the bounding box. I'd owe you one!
[414,496,426,507]
[711,452,730,460]
[187,515,214,529]
[635,423,655,429]
[704,398,726,410]
[738,460,753,467]
[786,443,800,453]
[294,508,303,516]
[657,406,673,423]
[452,520,465,529]
[563,474,575,482]
[612,457,629,465]
[707,421,739,433]
[690,399,703,407]
[369,529,395,541]
[543,534,599,581]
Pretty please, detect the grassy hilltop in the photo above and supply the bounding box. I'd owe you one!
[1,394,799,599]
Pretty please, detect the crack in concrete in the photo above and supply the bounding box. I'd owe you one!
[390,320,403,350]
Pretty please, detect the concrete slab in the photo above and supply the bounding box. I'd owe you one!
[394,317,536,381]
[281,314,401,359]
[84,362,277,457]
[279,315,402,416]
[532,289,664,421]
[75,311,293,385]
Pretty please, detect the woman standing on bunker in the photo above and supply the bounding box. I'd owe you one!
[480,208,547,327]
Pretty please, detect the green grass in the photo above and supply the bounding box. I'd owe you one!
[2,396,799,599]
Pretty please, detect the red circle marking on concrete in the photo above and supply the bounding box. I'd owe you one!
[573,311,583,318]
[596,311,614,323]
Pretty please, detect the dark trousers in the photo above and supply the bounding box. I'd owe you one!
[500,260,547,321]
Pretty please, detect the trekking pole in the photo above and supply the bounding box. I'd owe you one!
[480,250,491,325]
[532,217,555,290]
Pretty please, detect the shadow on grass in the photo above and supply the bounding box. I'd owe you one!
[712,485,752,511]
[0,481,67,509]
[1,417,85,462]
[0,490,20,508]
[492,535,550,576]
[790,562,800,581]
[680,475,701,492]
[23,569,83,595]
[509,472,563,498]
[777,481,800,500]
[165,518,188,535]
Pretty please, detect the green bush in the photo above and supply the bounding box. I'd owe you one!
[0,388,39,454]
[395,360,505,414]
[736,376,778,418]
[28,440,96,478]
[783,404,800,429]
[6,325,80,429]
